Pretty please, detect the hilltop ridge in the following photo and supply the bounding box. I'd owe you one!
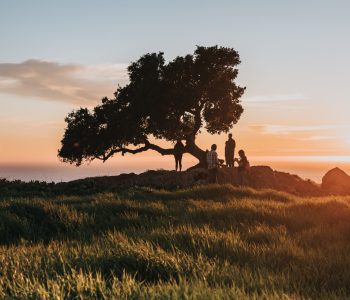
[63,165,350,196]
[1,166,350,198]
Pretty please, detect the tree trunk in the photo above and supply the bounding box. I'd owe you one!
[185,139,207,169]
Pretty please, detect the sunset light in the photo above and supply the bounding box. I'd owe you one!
[0,1,349,181]
[2,1,350,298]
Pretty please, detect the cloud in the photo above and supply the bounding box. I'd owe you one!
[298,135,337,141]
[0,59,128,105]
[245,93,307,103]
[250,124,338,135]
[243,93,307,107]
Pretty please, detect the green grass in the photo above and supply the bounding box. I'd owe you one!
[1,184,350,299]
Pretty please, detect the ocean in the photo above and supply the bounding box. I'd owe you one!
[1,156,350,184]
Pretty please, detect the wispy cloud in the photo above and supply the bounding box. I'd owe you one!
[243,93,307,107]
[250,124,338,135]
[0,59,128,105]
[298,135,337,141]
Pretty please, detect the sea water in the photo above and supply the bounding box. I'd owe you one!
[1,156,350,184]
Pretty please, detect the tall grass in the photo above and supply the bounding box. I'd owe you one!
[1,185,350,299]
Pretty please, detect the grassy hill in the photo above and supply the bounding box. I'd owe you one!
[1,185,350,299]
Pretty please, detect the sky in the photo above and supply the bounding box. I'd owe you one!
[0,0,349,182]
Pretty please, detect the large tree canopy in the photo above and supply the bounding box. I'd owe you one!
[58,45,245,167]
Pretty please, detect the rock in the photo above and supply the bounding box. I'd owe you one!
[321,167,350,195]
[249,166,277,189]
[273,170,320,196]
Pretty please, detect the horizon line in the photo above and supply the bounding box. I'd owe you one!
[1,155,350,166]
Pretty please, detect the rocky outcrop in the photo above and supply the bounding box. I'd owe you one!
[219,166,320,196]
[273,170,320,196]
[321,167,350,195]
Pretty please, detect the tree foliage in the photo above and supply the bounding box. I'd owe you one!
[58,45,245,166]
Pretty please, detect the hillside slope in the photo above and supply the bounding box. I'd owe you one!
[1,185,350,299]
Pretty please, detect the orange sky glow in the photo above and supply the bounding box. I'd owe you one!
[1,1,349,182]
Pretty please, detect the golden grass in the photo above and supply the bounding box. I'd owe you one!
[1,185,350,299]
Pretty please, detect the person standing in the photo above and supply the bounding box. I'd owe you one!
[174,140,185,171]
[206,144,219,183]
[225,133,236,167]
[235,149,250,186]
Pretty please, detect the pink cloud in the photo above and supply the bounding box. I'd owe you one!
[0,59,128,105]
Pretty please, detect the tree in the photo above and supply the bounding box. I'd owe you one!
[58,45,245,168]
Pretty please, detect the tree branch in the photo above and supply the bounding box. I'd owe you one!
[98,141,175,162]
[94,155,106,161]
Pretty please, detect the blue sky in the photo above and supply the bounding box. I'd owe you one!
[0,0,349,180]
[2,1,350,64]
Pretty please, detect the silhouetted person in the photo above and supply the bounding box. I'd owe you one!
[174,140,185,171]
[235,149,250,186]
[225,133,236,167]
[206,144,219,183]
